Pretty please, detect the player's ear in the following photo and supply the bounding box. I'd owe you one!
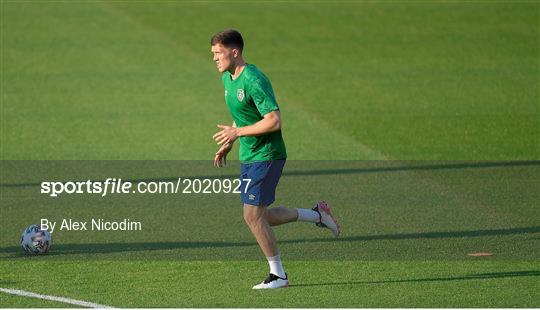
[232,48,239,58]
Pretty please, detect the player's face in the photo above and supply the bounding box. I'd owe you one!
[211,44,238,73]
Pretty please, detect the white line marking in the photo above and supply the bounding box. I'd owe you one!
[0,287,114,308]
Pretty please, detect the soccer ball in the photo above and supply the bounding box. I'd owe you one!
[21,224,52,255]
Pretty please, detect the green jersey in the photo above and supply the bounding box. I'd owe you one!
[222,64,287,163]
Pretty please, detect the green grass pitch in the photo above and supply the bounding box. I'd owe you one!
[1,0,539,308]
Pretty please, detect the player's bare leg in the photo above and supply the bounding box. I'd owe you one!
[266,203,341,235]
[244,204,289,289]
[244,204,279,257]
[265,206,297,226]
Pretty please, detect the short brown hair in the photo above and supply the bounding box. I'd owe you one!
[210,29,244,52]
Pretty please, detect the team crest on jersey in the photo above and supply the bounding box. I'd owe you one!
[237,89,245,102]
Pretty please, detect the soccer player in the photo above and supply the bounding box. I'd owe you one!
[210,29,340,289]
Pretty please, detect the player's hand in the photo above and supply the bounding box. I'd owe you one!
[213,125,238,146]
[214,142,233,168]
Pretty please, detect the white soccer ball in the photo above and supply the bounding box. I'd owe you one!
[21,224,52,255]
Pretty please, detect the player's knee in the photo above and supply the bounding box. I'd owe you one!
[243,215,255,227]
[243,204,265,226]
[243,210,257,226]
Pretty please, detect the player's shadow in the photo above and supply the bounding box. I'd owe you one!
[290,270,540,288]
[0,225,538,257]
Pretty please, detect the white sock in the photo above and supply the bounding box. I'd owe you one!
[296,208,320,223]
[267,255,286,278]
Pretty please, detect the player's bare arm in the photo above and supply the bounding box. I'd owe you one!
[213,111,282,146]
[214,122,236,167]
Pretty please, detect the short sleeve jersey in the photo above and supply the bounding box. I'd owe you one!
[222,64,287,163]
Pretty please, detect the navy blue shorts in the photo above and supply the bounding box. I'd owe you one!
[239,159,286,207]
